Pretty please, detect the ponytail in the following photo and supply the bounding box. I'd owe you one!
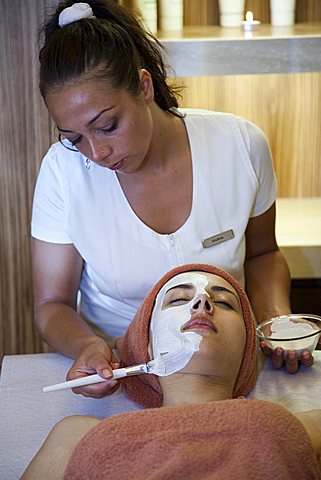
[39,1,182,114]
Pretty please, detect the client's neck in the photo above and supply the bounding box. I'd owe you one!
[160,374,234,407]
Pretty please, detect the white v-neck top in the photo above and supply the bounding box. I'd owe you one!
[32,109,276,337]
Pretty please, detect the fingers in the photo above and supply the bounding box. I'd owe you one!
[284,350,299,374]
[71,378,120,399]
[67,341,122,398]
[271,347,285,370]
[284,350,314,373]
[260,341,314,373]
[259,341,273,358]
[300,351,314,368]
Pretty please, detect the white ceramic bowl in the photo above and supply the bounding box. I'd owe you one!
[256,314,321,357]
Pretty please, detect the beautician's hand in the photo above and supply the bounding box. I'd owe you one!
[260,342,315,374]
[67,338,121,398]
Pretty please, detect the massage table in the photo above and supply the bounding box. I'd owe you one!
[1,351,321,479]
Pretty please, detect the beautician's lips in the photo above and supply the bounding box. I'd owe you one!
[182,316,217,332]
[108,157,126,171]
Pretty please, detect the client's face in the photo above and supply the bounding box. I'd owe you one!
[150,271,246,381]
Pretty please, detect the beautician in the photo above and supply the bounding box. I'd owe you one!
[32,0,311,399]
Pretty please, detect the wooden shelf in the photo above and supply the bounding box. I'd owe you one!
[158,23,321,76]
[158,22,321,40]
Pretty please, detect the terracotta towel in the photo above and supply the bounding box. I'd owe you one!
[117,264,258,407]
[64,398,320,480]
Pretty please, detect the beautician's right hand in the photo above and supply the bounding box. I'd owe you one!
[66,338,121,398]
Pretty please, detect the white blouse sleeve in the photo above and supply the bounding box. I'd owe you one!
[31,146,72,244]
[242,119,277,218]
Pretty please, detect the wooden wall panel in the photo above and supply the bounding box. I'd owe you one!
[177,72,321,197]
[0,0,56,363]
[184,0,321,25]
[125,0,321,25]
[296,0,321,22]
[184,0,219,26]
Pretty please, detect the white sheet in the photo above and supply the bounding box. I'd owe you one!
[0,352,320,479]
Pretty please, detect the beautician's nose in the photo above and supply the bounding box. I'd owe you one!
[191,294,214,314]
[89,139,112,162]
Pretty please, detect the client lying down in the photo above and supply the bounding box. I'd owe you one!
[22,264,321,479]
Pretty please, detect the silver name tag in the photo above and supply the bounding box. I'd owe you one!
[202,229,235,248]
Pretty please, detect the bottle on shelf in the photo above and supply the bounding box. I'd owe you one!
[159,0,183,31]
[270,0,297,26]
[218,0,246,27]
[133,0,158,34]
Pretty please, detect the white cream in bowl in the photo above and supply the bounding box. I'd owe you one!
[257,314,321,357]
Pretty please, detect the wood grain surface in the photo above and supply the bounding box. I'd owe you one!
[183,0,321,25]
[177,72,321,197]
[0,0,55,361]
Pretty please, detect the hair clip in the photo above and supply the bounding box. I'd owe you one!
[58,2,95,28]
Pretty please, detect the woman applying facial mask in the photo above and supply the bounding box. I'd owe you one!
[22,265,321,479]
[31,0,310,400]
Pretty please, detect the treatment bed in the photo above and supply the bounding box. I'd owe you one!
[0,351,321,479]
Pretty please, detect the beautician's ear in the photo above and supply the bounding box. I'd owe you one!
[139,69,154,103]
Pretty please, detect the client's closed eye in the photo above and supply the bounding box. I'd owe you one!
[214,300,233,309]
[169,297,191,306]
[162,284,196,309]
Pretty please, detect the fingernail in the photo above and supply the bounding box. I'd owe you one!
[288,351,296,360]
[302,352,310,360]
[103,369,112,378]
[275,348,283,356]
[109,379,118,388]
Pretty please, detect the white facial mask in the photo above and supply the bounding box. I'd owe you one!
[150,272,210,375]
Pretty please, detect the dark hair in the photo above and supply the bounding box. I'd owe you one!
[38,0,182,115]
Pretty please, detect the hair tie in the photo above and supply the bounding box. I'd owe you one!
[58,2,95,28]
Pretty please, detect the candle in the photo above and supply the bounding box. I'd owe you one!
[242,11,261,32]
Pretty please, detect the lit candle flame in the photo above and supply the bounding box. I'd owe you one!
[245,11,254,22]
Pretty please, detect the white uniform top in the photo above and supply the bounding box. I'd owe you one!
[31,109,276,337]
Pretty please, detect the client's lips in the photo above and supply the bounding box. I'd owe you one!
[182,316,217,333]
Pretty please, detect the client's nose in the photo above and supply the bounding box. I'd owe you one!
[191,294,214,314]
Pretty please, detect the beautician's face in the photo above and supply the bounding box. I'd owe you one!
[150,271,247,379]
[45,71,154,174]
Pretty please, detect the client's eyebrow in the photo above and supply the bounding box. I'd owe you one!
[165,284,239,302]
[210,286,239,301]
[165,284,194,294]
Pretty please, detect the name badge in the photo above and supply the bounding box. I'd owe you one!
[202,229,235,248]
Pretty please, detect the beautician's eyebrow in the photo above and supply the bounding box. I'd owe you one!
[165,284,194,294]
[57,107,116,133]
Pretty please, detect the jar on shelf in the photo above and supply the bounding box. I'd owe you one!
[270,0,297,26]
[218,0,245,27]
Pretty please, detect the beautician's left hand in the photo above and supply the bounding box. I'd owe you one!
[260,342,315,374]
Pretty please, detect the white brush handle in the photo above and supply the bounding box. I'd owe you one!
[43,367,131,393]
